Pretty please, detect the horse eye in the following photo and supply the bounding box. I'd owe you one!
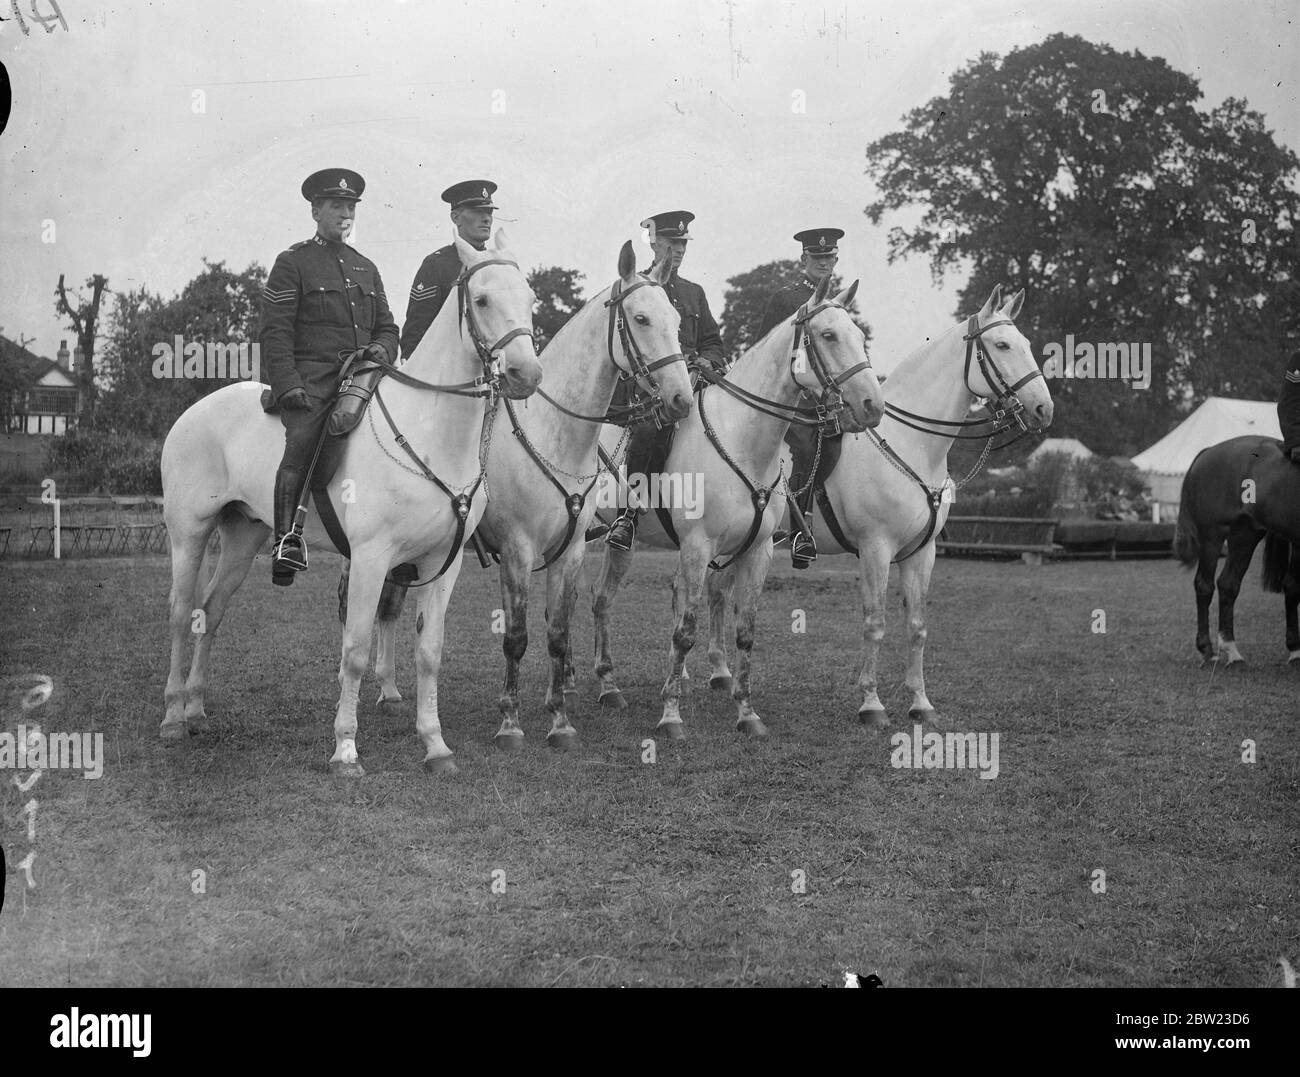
[821,331,835,341]
[995,340,1009,350]
[475,296,488,307]
[634,314,650,325]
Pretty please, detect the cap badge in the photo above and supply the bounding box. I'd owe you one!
[818,235,825,245]
[338,177,349,189]
[482,187,489,198]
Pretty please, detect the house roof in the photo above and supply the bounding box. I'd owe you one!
[1132,397,1281,475]
[0,335,76,389]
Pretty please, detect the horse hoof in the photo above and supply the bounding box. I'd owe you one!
[159,722,189,743]
[857,708,889,728]
[709,674,734,693]
[329,760,366,779]
[375,690,403,708]
[494,732,525,753]
[737,717,768,739]
[423,755,459,775]
[599,689,627,710]
[547,729,579,752]
[908,707,944,728]
[658,722,685,741]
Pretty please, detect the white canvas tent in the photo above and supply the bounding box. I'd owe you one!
[1132,397,1281,517]
[1028,437,1094,464]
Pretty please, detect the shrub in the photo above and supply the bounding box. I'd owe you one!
[46,428,163,494]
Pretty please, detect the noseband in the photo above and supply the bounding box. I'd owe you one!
[791,298,873,434]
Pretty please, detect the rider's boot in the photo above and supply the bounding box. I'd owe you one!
[271,466,308,585]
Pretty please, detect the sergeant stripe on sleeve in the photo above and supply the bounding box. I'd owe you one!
[262,287,296,303]
[410,283,438,301]
[1285,369,1300,383]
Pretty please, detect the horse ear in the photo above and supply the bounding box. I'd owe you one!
[618,239,636,282]
[492,226,509,251]
[834,279,860,308]
[813,273,833,304]
[1001,287,1025,320]
[649,252,672,284]
[978,283,1003,318]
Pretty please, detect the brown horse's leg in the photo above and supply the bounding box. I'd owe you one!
[1216,520,1264,665]
[1194,539,1217,663]
[1285,545,1300,662]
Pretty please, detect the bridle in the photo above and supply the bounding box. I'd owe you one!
[883,312,1045,444]
[535,274,688,426]
[696,296,872,435]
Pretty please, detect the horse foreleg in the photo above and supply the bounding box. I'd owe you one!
[729,542,774,738]
[162,523,214,740]
[1286,546,1300,664]
[331,557,387,778]
[855,548,892,727]
[898,545,942,727]
[1217,522,1263,666]
[414,564,461,774]
[494,548,531,751]
[706,567,735,692]
[543,550,583,751]
[592,543,634,709]
[658,544,710,740]
[183,515,267,726]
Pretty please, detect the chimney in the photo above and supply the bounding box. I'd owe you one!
[72,344,84,374]
[57,339,70,370]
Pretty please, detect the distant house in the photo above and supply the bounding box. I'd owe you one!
[1027,437,1094,464]
[1,336,82,435]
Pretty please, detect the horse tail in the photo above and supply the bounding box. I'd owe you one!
[1173,452,1206,568]
[1261,532,1291,593]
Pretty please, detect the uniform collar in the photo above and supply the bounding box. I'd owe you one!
[313,233,347,251]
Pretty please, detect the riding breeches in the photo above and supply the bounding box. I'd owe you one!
[278,399,346,491]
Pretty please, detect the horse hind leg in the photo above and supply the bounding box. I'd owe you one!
[373,575,409,707]
[494,550,530,751]
[1284,544,1300,665]
[592,543,634,710]
[1193,538,1218,664]
[181,512,269,729]
[706,568,735,693]
[1216,521,1264,666]
[542,554,583,751]
[728,542,775,738]
[162,511,221,740]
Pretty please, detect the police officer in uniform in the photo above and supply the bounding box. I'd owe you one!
[400,180,499,359]
[759,228,846,568]
[1278,349,1300,462]
[259,169,400,585]
[605,210,726,551]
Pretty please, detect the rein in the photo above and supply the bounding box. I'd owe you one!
[361,256,531,586]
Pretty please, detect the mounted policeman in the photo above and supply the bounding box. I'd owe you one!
[1278,350,1300,463]
[401,179,500,359]
[758,227,851,568]
[604,210,726,551]
[258,169,400,586]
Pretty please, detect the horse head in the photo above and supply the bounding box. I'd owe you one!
[454,227,543,400]
[607,240,693,422]
[793,275,884,433]
[961,284,1053,431]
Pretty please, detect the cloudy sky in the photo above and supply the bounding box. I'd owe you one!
[1,0,1295,374]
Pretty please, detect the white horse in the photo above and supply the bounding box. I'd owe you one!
[590,273,885,739]
[705,284,1053,726]
[161,230,543,775]
[362,242,695,749]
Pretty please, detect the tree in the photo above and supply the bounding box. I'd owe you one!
[864,32,1300,456]
[719,260,872,362]
[528,266,585,351]
[95,260,266,438]
[54,273,108,425]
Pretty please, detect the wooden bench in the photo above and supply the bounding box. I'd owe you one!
[936,515,1061,564]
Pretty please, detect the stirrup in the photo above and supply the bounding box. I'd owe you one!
[605,513,637,552]
[273,531,308,573]
[791,530,817,569]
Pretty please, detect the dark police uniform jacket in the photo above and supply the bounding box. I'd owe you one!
[758,277,817,340]
[401,245,464,359]
[258,235,399,402]
[1279,353,1300,455]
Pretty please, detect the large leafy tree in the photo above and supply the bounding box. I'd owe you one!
[864,32,1299,456]
[95,259,266,438]
[528,266,585,352]
[720,260,872,361]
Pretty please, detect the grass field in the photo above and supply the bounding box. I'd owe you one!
[1,548,1296,986]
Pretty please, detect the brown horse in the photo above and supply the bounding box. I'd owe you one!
[1173,434,1300,665]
